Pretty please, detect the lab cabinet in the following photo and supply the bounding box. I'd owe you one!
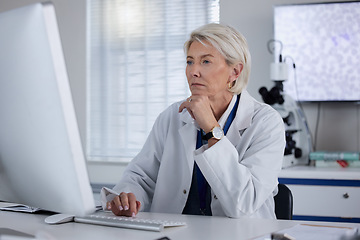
[278,166,360,222]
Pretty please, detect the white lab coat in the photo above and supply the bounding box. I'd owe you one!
[112,90,285,219]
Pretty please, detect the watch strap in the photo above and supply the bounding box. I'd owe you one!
[202,131,213,141]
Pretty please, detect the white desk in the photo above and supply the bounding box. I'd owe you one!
[1,210,360,240]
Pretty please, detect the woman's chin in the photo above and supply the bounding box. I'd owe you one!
[190,89,207,96]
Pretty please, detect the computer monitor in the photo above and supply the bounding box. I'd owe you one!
[274,1,360,102]
[0,2,96,216]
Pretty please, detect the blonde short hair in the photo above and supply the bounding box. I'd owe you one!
[184,23,251,94]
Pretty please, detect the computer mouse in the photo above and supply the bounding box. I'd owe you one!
[44,213,75,224]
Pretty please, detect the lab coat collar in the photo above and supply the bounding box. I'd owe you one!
[179,108,197,172]
[233,90,254,131]
[225,90,254,146]
[179,106,196,127]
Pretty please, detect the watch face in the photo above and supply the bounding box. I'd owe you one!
[213,127,224,139]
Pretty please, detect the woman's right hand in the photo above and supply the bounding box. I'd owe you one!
[108,192,141,217]
[178,95,218,134]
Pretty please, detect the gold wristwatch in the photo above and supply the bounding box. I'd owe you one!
[203,126,224,140]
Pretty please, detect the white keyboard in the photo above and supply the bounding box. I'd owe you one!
[74,214,186,232]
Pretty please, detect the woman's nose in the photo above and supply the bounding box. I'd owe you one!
[188,64,200,77]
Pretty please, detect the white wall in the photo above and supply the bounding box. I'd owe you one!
[1,0,359,185]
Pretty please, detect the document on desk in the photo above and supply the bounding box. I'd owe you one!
[254,223,359,240]
[0,202,41,213]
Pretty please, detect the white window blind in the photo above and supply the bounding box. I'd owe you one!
[87,0,219,162]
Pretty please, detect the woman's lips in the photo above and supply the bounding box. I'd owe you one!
[191,83,204,87]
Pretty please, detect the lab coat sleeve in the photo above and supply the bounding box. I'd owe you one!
[194,106,285,218]
[112,110,169,211]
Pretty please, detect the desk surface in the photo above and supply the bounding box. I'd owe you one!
[1,211,360,240]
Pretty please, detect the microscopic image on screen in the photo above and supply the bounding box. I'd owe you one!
[274,2,360,102]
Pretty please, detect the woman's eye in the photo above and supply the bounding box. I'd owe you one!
[203,60,210,64]
[186,60,193,65]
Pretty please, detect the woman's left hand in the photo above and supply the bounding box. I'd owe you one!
[178,95,218,133]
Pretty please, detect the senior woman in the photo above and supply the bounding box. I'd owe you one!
[103,23,285,219]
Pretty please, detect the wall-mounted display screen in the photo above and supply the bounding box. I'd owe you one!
[274,1,360,102]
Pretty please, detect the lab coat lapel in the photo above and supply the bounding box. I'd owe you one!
[178,110,197,173]
[226,91,254,146]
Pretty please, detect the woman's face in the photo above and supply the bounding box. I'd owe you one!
[186,40,234,98]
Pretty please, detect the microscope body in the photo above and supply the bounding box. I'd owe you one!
[272,94,312,168]
[259,82,312,168]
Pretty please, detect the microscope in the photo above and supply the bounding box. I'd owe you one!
[259,43,312,168]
